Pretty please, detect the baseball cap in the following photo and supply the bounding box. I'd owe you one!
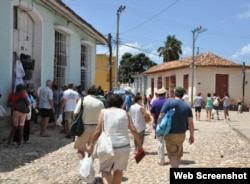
[174,87,185,95]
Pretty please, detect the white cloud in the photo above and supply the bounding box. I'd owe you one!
[97,43,193,65]
[181,46,192,58]
[116,42,163,64]
[231,44,250,59]
[148,50,162,64]
[96,45,109,54]
[119,42,140,56]
[237,4,250,19]
[238,11,250,19]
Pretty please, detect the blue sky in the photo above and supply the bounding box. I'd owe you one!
[63,0,250,65]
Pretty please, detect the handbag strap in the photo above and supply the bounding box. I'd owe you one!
[80,97,84,111]
[101,109,105,132]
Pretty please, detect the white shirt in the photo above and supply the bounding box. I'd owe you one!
[223,96,230,107]
[62,88,79,112]
[129,103,146,133]
[194,96,203,107]
[182,94,189,105]
[15,59,25,78]
[103,108,130,151]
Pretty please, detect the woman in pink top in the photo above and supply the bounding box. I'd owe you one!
[7,84,30,146]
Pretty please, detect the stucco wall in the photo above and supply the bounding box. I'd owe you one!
[196,67,250,106]
[0,0,98,109]
[146,67,250,107]
[0,0,13,106]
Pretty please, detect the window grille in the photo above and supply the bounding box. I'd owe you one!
[80,45,91,90]
[54,30,69,89]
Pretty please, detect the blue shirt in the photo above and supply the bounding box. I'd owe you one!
[28,94,35,103]
[124,94,132,112]
[161,99,193,133]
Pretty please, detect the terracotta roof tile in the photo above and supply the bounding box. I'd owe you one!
[143,52,246,74]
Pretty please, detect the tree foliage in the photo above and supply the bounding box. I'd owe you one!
[118,53,157,83]
[157,35,182,62]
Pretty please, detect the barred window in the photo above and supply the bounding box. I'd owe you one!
[80,45,91,89]
[54,30,69,89]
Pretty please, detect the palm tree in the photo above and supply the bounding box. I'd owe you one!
[157,35,182,62]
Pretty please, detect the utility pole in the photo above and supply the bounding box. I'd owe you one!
[115,5,125,89]
[108,33,112,91]
[242,62,245,104]
[191,26,207,106]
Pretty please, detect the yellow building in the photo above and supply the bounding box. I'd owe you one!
[95,54,116,91]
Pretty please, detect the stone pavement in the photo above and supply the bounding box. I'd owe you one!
[0,110,250,184]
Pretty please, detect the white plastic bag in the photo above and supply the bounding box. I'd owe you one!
[56,114,63,126]
[26,106,32,120]
[157,136,165,165]
[212,108,216,115]
[79,153,95,183]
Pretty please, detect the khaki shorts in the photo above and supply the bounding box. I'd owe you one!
[64,111,74,122]
[99,149,130,172]
[74,125,97,152]
[164,133,186,158]
[64,111,74,129]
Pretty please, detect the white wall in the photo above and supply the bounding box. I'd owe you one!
[146,67,250,106]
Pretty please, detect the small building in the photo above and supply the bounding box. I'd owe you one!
[95,54,116,91]
[136,52,250,107]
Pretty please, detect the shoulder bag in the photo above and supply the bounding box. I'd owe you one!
[156,100,175,136]
[70,97,85,137]
[213,97,219,106]
[15,97,30,113]
[93,109,114,162]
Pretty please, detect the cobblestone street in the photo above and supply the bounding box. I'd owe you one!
[0,110,250,184]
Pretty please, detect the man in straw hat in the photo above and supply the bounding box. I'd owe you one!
[150,88,168,165]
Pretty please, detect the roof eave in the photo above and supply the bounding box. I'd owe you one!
[42,0,108,45]
[143,64,249,75]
